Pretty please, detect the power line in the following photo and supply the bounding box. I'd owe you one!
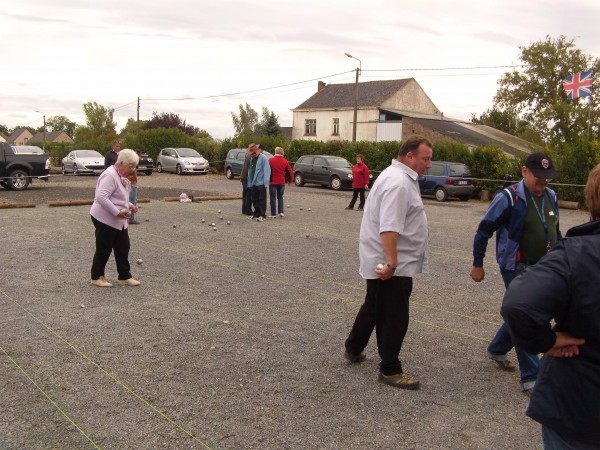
[363,64,526,72]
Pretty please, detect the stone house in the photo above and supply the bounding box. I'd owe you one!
[6,127,33,145]
[28,131,74,144]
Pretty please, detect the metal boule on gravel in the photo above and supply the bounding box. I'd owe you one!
[173,224,177,228]
[227,221,231,225]
[137,258,143,265]
[201,219,205,223]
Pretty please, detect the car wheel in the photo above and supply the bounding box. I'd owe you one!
[61,164,66,175]
[7,169,30,191]
[176,165,183,175]
[157,163,163,173]
[73,164,79,176]
[434,187,448,202]
[330,176,342,191]
[294,172,305,187]
[225,167,233,179]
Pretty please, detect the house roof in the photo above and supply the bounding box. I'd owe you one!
[294,79,412,110]
[402,115,540,156]
[6,127,31,143]
[29,131,72,143]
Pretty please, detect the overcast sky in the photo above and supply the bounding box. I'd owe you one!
[2,0,599,139]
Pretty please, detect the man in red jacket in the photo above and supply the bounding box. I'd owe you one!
[268,146,294,218]
[346,154,370,211]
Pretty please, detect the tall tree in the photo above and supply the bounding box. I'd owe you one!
[143,112,201,136]
[493,35,599,144]
[256,107,281,137]
[46,115,77,137]
[0,124,9,135]
[231,103,259,137]
[74,101,117,152]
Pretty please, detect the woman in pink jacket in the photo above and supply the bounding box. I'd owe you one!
[89,149,140,287]
[346,154,370,211]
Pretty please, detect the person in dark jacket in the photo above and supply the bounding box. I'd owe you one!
[346,154,370,211]
[501,163,600,449]
[104,141,121,169]
[241,144,255,216]
[471,153,560,395]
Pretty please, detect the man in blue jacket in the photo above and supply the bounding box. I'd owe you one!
[247,144,271,222]
[470,153,560,395]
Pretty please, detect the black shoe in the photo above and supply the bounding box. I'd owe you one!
[357,207,363,211]
[344,350,366,363]
[345,206,354,210]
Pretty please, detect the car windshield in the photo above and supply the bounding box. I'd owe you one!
[326,158,351,168]
[176,148,201,157]
[450,164,471,177]
[12,146,44,154]
[77,150,102,158]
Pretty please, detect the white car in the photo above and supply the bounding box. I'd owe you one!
[62,150,105,175]
[156,148,210,175]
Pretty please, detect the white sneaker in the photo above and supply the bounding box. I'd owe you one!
[268,215,277,218]
[279,213,285,217]
[256,217,265,222]
[90,276,112,287]
[117,278,141,286]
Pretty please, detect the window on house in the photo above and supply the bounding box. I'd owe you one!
[305,119,316,135]
[332,118,339,135]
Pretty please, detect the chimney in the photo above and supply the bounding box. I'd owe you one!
[318,81,327,92]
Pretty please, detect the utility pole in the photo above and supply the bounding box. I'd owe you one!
[345,53,361,142]
[137,97,140,134]
[36,110,46,151]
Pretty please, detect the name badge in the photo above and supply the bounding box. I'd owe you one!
[549,211,555,216]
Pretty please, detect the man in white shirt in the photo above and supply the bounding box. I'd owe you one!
[344,135,432,390]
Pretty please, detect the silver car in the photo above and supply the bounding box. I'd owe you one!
[61,150,105,175]
[156,148,210,175]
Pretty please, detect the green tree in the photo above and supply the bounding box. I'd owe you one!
[494,35,599,144]
[256,107,281,137]
[46,115,77,137]
[143,112,202,136]
[0,124,10,135]
[231,103,259,137]
[74,101,117,153]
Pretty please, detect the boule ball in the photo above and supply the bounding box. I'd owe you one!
[137,258,143,265]
[287,204,290,208]
[145,218,150,222]
[213,227,217,231]
[218,210,222,214]
[173,224,177,228]
[201,219,205,223]
[305,234,310,238]
[308,208,312,212]
[300,207,303,211]
[376,263,384,270]
[227,221,231,225]
[220,216,223,220]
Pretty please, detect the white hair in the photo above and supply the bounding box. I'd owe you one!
[116,149,139,166]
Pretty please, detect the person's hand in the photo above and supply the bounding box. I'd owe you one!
[130,205,139,213]
[375,264,394,281]
[117,209,130,218]
[546,332,585,358]
[470,266,485,282]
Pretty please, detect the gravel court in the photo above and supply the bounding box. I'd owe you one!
[0,177,590,449]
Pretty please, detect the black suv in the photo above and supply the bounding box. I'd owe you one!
[292,155,357,191]
[137,153,153,175]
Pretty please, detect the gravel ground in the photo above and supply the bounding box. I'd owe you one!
[0,171,590,449]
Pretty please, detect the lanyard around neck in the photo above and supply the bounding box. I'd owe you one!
[527,189,551,252]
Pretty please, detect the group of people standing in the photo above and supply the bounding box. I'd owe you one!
[344,135,599,448]
[240,143,293,221]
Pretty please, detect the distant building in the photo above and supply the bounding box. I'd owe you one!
[7,127,33,145]
[29,131,74,144]
[292,78,537,155]
[0,133,6,143]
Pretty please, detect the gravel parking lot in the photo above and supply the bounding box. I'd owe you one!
[0,172,589,449]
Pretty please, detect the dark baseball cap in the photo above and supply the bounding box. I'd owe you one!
[524,153,557,180]
[257,144,267,151]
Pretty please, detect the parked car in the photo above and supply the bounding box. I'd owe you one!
[136,152,153,175]
[224,148,273,179]
[61,150,105,175]
[0,142,50,190]
[293,155,371,191]
[418,161,475,201]
[156,148,209,175]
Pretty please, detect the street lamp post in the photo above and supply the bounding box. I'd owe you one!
[345,53,361,142]
[35,110,46,151]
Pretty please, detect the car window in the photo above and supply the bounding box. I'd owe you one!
[327,158,351,168]
[427,164,445,176]
[176,148,201,158]
[314,157,327,167]
[450,164,471,176]
[301,156,314,165]
[78,150,102,158]
[236,152,246,161]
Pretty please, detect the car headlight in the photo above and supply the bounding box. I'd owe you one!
[206,162,210,167]
[347,174,353,179]
[183,160,192,166]
[369,174,373,178]
[147,158,153,162]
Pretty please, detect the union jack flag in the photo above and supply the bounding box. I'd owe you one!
[562,71,593,100]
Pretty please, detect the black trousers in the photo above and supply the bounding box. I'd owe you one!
[348,188,366,209]
[345,276,413,375]
[90,216,131,280]
[250,185,267,218]
[241,179,253,215]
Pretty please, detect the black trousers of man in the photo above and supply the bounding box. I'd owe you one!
[90,216,132,280]
[250,185,267,218]
[241,179,254,215]
[345,276,412,375]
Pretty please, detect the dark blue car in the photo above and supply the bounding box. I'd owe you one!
[418,161,475,201]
